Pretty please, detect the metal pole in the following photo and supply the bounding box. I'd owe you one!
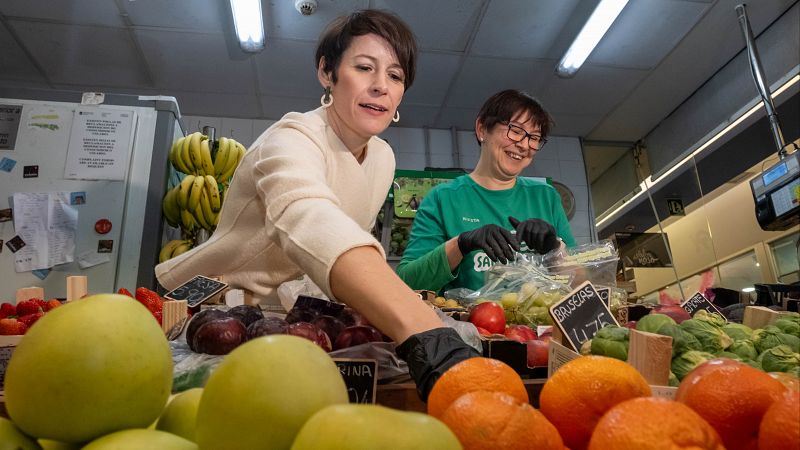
[735,3,787,158]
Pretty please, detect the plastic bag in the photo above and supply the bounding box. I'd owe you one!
[435,308,483,354]
[276,275,329,312]
[540,240,620,288]
[444,253,572,327]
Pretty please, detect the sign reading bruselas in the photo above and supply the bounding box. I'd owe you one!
[549,281,619,352]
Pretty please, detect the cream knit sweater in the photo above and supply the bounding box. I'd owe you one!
[155,107,395,307]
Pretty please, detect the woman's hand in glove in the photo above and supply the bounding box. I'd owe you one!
[508,216,559,254]
[395,327,481,401]
[457,224,519,264]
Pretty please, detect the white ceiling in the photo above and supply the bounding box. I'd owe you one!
[0,0,796,141]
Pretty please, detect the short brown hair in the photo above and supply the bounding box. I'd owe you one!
[475,90,554,144]
[315,10,417,90]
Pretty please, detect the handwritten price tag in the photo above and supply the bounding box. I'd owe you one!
[333,359,377,404]
[549,281,619,352]
[164,275,227,307]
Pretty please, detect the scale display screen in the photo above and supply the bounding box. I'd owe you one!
[763,161,788,186]
[771,178,800,216]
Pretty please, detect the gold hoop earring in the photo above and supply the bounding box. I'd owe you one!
[321,87,333,108]
[392,110,400,123]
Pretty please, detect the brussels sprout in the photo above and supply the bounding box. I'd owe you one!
[752,327,800,354]
[655,323,702,358]
[668,371,680,387]
[672,350,717,381]
[728,339,758,361]
[693,310,727,328]
[716,351,744,361]
[680,319,733,353]
[722,323,754,341]
[590,326,630,361]
[636,313,676,334]
[773,318,800,338]
[760,345,800,373]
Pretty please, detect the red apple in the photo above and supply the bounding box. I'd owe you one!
[192,317,247,355]
[333,325,383,350]
[286,321,332,352]
[468,302,506,335]
[504,324,537,343]
[527,339,549,367]
[476,326,492,336]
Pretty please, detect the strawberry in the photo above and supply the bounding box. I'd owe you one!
[0,318,27,335]
[18,312,43,329]
[44,299,62,311]
[32,298,47,309]
[135,287,164,314]
[152,310,163,325]
[0,302,16,318]
[16,299,43,316]
[118,288,134,297]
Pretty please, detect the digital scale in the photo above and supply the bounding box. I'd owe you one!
[751,150,800,231]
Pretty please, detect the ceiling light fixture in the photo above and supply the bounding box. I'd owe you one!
[556,0,629,77]
[230,0,265,53]
[741,287,755,293]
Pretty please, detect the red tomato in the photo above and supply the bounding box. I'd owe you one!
[468,302,506,335]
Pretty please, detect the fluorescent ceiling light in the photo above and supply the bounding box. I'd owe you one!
[556,0,629,77]
[595,73,799,228]
[230,0,265,53]
[741,287,755,293]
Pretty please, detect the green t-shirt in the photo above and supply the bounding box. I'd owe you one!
[396,175,576,293]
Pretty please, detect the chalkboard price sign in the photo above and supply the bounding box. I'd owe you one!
[164,275,228,307]
[596,287,611,305]
[333,358,377,404]
[549,281,619,352]
[680,292,723,317]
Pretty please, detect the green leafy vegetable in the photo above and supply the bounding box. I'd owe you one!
[655,323,702,358]
[680,319,733,353]
[752,327,800,353]
[693,310,727,327]
[759,344,800,373]
[590,326,630,361]
[727,339,758,361]
[672,350,717,381]
[722,323,753,342]
[636,314,676,334]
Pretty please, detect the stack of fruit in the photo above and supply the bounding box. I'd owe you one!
[117,287,165,326]
[0,298,61,335]
[160,132,246,262]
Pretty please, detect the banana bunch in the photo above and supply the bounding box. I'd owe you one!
[159,239,194,263]
[162,174,222,233]
[169,132,245,181]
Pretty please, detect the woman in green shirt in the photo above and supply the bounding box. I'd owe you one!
[397,89,576,293]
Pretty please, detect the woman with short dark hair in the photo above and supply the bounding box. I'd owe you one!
[398,89,576,293]
[156,9,477,399]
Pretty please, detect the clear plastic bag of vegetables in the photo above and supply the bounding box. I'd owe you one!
[444,252,573,327]
[538,239,620,288]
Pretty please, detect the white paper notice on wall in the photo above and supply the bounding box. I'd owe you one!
[63,108,135,181]
[12,192,78,272]
[81,92,105,105]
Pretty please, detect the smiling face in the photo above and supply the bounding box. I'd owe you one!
[476,111,541,181]
[318,33,406,152]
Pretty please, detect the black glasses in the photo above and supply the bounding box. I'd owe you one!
[503,122,547,150]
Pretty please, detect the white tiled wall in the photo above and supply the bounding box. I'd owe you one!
[181,114,594,243]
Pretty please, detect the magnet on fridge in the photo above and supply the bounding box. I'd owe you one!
[0,157,16,172]
[70,192,86,205]
[6,235,25,252]
[94,218,112,234]
[98,239,113,253]
[23,165,39,178]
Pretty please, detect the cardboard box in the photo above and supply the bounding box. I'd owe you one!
[0,335,23,400]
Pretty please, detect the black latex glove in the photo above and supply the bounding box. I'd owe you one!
[457,224,519,264]
[395,327,481,401]
[508,216,559,254]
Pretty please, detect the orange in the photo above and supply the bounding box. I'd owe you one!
[676,358,787,450]
[440,390,564,450]
[768,371,800,392]
[427,357,528,419]
[588,397,725,450]
[758,391,800,450]
[539,356,651,450]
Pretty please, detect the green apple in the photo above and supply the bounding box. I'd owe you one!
[196,335,347,450]
[38,440,81,450]
[5,294,173,443]
[0,417,41,450]
[81,429,197,450]
[156,388,204,441]
[291,404,461,449]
